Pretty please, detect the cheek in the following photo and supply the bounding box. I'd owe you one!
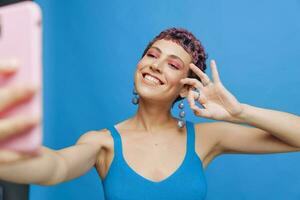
[134,61,144,78]
[166,67,188,83]
[136,59,147,70]
[165,73,183,85]
[136,60,142,69]
[134,60,145,81]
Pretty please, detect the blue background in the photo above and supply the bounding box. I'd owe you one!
[32,0,300,199]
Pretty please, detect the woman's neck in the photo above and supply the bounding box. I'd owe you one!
[131,99,177,133]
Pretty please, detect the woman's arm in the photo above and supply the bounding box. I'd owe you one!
[211,105,300,155]
[0,130,107,185]
[0,61,108,185]
[234,103,300,147]
[181,60,300,154]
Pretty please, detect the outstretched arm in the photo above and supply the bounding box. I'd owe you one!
[0,130,107,185]
[0,60,108,185]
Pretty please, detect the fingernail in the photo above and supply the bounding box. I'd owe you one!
[0,60,19,74]
[4,59,19,71]
[8,59,19,67]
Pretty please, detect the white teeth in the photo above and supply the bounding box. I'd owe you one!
[144,74,161,85]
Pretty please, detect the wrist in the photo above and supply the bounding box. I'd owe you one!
[228,103,251,124]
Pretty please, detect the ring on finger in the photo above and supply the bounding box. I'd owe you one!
[202,80,211,87]
[192,87,200,101]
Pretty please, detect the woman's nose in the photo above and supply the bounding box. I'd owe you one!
[150,61,162,73]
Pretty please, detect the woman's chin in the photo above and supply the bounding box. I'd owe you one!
[135,80,164,94]
[138,89,161,98]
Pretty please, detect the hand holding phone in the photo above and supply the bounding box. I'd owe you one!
[0,60,41,163]
[0,2,43,160]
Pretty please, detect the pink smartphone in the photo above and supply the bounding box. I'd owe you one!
[0,2,43,155]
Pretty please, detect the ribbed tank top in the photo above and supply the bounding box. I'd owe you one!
[102,121,207,200]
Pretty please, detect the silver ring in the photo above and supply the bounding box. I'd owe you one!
[203,80,211,87]
[192,87,200,101]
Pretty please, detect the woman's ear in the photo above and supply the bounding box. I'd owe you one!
[179,84,189,98]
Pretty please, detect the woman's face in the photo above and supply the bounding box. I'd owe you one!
[134,39,192,105]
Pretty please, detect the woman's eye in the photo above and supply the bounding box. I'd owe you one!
[147,53,156,58]
[169,64,179,70]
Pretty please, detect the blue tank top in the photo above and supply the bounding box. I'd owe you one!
[102,121,207,200]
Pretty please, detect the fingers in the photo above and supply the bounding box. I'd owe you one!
[0,150,24,164]
[0,59,18,76]
[187,89,206,105]
[0,115,41,141]
[189,59,221,84]
[187,88,196,108]
[180,77,204,90]
[187,90,211,118]
[0,86,37,113]
[0,149,33,164]
[185,86,211,118]
[189,63,210,84]
[210,60,221,83]
[191,105,211,118]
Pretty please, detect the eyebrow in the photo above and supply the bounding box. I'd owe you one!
[149,46,185,66]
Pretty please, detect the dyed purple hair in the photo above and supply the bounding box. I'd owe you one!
[141,27,208,106]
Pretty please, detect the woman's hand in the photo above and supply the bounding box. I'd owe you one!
[180,60,244,122]
[0,60,40,164]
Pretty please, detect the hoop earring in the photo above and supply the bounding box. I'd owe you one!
[131,85,139,105]
[177,100,185,128]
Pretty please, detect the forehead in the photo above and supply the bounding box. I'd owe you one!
[150,39,192,64]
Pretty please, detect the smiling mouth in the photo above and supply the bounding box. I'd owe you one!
[142,73,164,85]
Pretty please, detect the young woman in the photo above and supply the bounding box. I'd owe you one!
[0,28,300,200]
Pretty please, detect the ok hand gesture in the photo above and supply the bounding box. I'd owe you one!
[180,60,244,122]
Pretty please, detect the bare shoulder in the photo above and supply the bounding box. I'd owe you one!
[76,128,114,151]
[193,121,226,164]
[194,121,238,146]
[194,121,223,145]
[194,121,232,142]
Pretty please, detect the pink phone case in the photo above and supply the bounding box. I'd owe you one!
[0,2,43,155]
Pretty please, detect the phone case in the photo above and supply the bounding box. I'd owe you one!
[0,2,43,155]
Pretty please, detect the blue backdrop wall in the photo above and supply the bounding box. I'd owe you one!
[32,0,300,199]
